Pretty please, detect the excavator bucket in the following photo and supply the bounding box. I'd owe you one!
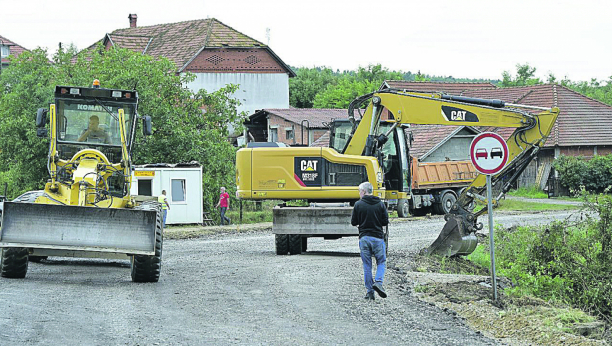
[426,215,477,257]
[0,202,157,256]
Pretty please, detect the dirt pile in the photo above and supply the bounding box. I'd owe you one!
[398,253,610,346]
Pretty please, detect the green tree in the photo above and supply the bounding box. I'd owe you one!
[289,67,337,108]
[0,45,244,209]
[500,63,543,87]
[312,64,403,109]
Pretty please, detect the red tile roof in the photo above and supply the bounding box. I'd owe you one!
[0,34,29,64]
[87,18,293,75]
[311,131,330,147]
[461,84,612,147]
[407,125,465,158]
[382,81,497,94]
[261,108,349,128]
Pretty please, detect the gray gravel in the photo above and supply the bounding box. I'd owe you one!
[0,210,578,345]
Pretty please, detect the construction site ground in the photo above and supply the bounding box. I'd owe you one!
[1,209,608,345]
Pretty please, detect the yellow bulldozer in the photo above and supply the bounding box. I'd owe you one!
[236,89,559,256]
[0,81,163,282]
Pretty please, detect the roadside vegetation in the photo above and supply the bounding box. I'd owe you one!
[507,186,549,199]
[468,195,611,324]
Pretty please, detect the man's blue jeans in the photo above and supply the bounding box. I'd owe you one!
[359,235,386,294]
[162,209,167,228]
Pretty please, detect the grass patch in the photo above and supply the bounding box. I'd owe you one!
[473,198,579,213]
[507,186,548,199]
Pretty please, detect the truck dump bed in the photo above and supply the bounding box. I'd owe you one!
[412,159,477,190]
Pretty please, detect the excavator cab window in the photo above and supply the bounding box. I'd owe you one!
[329,120,353,153]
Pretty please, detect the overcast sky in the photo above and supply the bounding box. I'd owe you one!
[1,0,610,82]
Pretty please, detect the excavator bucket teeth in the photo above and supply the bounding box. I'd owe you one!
[426,216,478,257]
[0,202,157,255]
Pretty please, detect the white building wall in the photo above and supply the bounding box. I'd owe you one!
[185,73,290,116]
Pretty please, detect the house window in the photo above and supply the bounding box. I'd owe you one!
[171,179,186,202]
[0,45,8,58]
[137,179,152,196]
[269,128,278,142]
[285,128,294,140]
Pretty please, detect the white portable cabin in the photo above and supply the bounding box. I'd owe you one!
[130,162,203,225]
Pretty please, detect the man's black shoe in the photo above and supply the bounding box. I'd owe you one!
[372,282,387,298]
[364,291,375,300]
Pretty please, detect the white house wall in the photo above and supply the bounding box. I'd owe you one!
[185,73,289,116]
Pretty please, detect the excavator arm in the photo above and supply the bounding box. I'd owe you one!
[344,89,560,256]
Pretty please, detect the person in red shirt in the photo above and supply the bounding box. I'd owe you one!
[216,187,231,225]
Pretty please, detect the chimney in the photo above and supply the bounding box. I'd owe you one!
[128,14,138,28]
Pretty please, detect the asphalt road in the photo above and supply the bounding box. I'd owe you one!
[0,210,577,345]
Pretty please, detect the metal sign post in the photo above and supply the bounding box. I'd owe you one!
[470,132,508,301]
[486,174,498,300]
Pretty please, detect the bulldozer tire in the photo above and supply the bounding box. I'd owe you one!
[397,199,410,218]
[275,234,289,255]
[288,234,302,255]
[131,203,163,283]
[301,237,308,253]
[1,248,29,279]
[29,256,48,263]
[440,190,457,215]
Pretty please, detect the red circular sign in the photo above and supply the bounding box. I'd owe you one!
[470,132,509,175]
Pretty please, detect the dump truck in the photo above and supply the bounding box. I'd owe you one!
[236,89,559,256]
[0,81,163,282]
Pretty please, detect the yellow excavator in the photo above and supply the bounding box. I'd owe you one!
[236,89,559,256]
[0,81,163,282]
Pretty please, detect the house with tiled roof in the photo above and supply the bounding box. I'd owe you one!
[0,34,30,71]
[86,14,295,136]
[245,108,347,145]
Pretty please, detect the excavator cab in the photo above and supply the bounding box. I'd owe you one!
[330,119,411,208]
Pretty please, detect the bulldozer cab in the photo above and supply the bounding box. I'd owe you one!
[51,86,138,163]
[329,119,411,194]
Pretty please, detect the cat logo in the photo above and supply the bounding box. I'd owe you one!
[450,110,467,121]
[441,106,479,122]
[300,160,318,172]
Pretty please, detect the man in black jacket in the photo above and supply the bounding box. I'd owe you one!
[351,182,389,300]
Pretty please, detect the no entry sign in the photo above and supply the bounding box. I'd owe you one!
[470,132,508,175]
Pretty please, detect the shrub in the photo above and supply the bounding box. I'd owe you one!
[469,194,612,321]
[553,154,612,193]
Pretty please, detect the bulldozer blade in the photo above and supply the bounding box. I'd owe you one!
[426,216,478,257]
[0,202,157,255]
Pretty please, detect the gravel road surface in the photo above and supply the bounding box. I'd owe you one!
[0,210,578,345]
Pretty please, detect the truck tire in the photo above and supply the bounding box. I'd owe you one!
[275,234,289,255]
[131,204,163,283]
[301,237,308,253]
[1,248,29,278]
[440,190,457,215]
[397,199,410,218]
[288,234,302,255]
